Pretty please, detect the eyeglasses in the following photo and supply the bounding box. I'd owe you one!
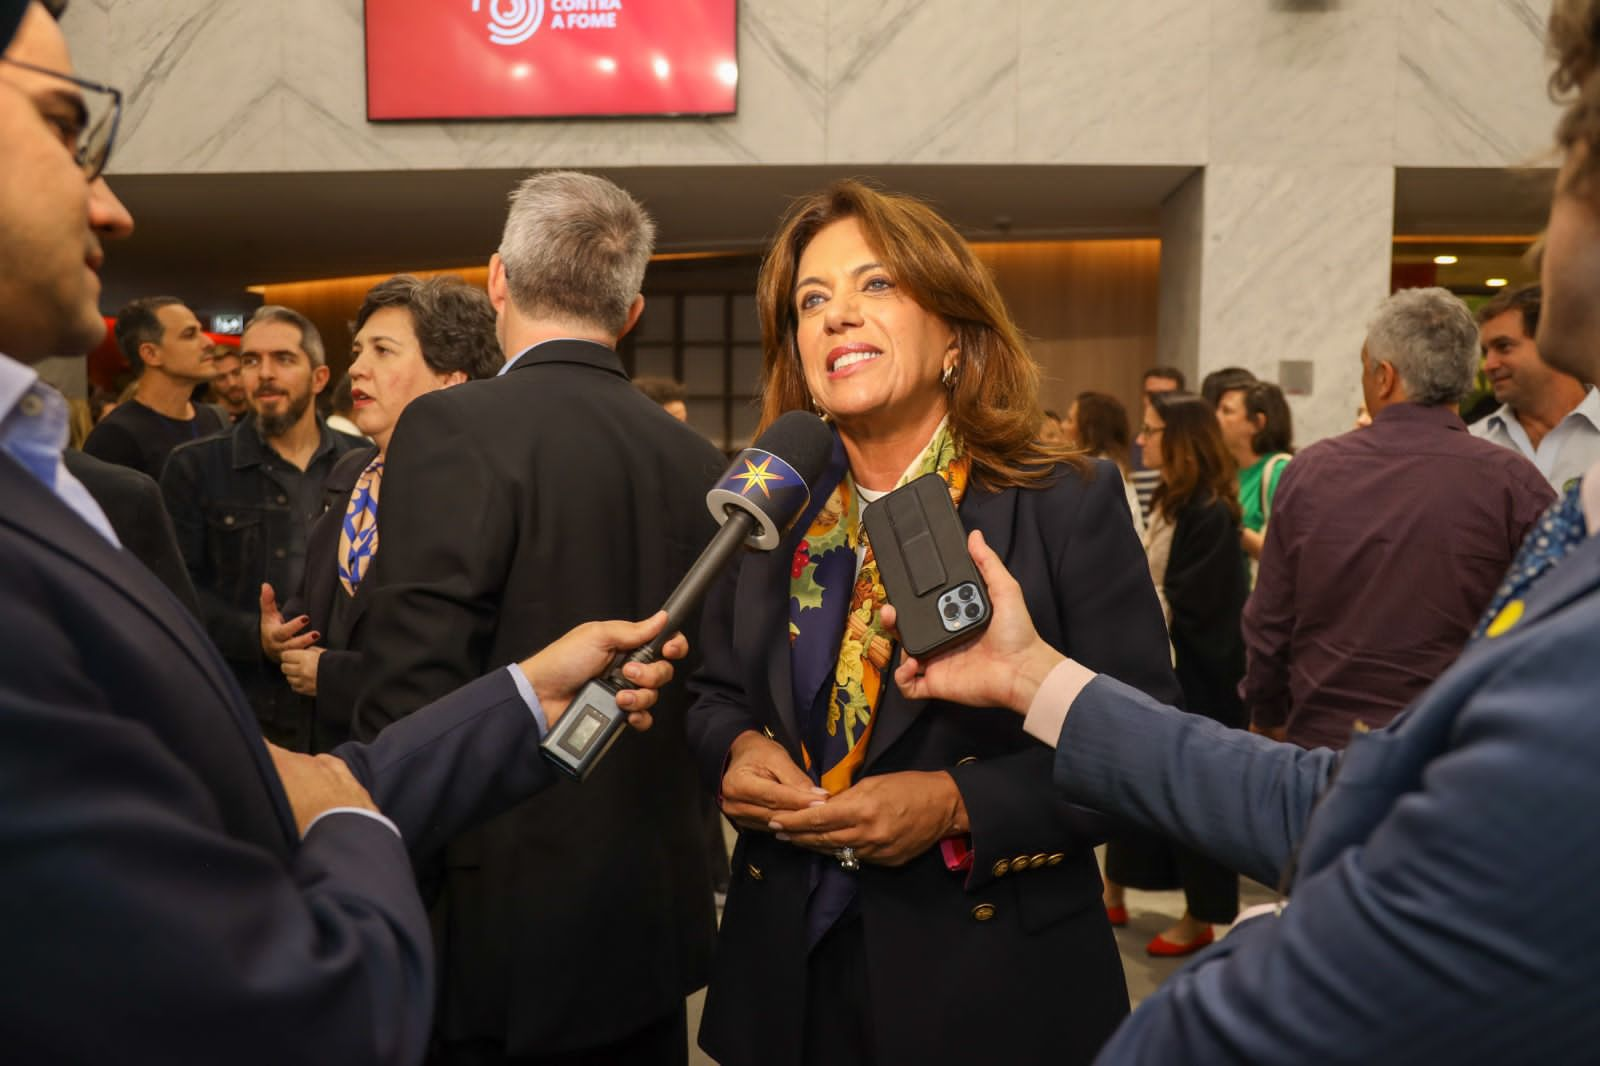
[1,57,123,181]
[1139,424,1165,437]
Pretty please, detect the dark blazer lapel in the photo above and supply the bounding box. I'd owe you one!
[740,538,802,755]
[0,455,296,839]
[864,482,1018,770]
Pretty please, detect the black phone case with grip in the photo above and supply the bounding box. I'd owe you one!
[862,472,991,658]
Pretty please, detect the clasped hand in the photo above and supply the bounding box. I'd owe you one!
[718,530,1069,867]
[719,732,967,867]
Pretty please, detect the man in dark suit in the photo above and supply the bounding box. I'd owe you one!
[356,171,725,1065]
[0,6,680,1062]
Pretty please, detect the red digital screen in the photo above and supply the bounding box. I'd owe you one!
[365,0,738,120]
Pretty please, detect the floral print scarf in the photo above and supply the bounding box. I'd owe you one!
[788,422,970,794]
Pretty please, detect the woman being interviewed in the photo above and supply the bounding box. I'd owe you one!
[686,181,1181,1066]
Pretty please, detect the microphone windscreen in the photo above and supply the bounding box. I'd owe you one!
[750,410,834,489]
[706,411,833,550]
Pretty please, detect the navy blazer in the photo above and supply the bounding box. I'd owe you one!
[1054,529,1600,1064]
[0,452,555,1065]
[688,457,1182,1066]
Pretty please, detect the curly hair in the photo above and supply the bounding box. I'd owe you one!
[1550,1,1600,191]
[353,275,502,382]
[754,179,1083,490]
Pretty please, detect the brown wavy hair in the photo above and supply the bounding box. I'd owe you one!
[1550,1,1600,192]
[1071,391,1133,473]
[1149,391,1240,525]
[754,180,1084,489]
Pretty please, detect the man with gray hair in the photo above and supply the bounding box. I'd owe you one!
[356,171,725,1065]
[162,304,365,749]
[1241,287,1553,749]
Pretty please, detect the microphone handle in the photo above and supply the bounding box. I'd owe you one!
[619,508,757,672]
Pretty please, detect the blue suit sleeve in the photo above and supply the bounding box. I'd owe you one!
[1057,674,1331,886]
[1078,641,1600,1065]
[336,668,553,861]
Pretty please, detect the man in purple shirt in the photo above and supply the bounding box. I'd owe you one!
[1242,287,1553,749]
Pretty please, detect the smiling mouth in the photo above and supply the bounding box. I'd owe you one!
[827,346,882,374]
[351,390,373,405]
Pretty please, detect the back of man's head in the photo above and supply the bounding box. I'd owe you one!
[1366,287,1477,407]
[113,296,184,373]
[1474,283,1541,337]
[497,171,654,338]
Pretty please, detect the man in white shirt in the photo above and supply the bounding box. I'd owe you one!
[1471,283,1600,492]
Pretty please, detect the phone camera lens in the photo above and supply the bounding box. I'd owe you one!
[964,603,981,620]
[958,585,975,601]
[943,602,960,620]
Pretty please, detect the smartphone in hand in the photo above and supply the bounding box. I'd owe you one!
[863,473,991,658]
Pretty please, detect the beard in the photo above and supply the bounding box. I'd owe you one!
[254,384,313,439]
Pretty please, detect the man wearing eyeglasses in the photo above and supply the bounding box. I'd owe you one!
[0,4,686,1064]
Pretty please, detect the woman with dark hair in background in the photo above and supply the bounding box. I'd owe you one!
[258,274,502,750]
[1065,390,1143,535]
[688,180,1180,1066]
[1101,390,1248,957]
[1216,380,1294,561]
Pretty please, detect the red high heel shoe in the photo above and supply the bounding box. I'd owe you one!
[1104,905,1129,927]
[1146,926,1214,957]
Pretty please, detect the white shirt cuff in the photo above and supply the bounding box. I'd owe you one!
[504,663,551,739]
[305,806,402,839]
[1022,658,1098,748]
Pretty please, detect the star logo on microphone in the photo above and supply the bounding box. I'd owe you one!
[732,455,785,498]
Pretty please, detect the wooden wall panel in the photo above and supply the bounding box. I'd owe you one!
[972,238,1162,421]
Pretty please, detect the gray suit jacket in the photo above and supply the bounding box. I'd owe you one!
[1054,529,1600,1064]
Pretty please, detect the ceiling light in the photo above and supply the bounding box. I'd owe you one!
[1486,278,1509,288]
[1433,255,1458,265]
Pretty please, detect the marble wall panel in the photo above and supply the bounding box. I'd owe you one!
[1395,0,1562,168]
[1156,168,1204,379]
[1016,0,1209,165]
[1194,164,1395,444]
[1209,0,1399,167]
[621,0,827,166]
[81,0,285,174]
[824,0,1019,163]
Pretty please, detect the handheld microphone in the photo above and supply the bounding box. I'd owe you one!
[541,411,835,779]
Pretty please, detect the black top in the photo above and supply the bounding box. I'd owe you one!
[1163,493,1249,729]
[83,399,225,481]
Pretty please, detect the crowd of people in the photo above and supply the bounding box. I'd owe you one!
[9,0,1600,1063]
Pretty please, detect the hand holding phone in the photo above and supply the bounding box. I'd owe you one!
[862,473,991,658]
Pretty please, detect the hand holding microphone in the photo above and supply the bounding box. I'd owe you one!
[540,412,836,779]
